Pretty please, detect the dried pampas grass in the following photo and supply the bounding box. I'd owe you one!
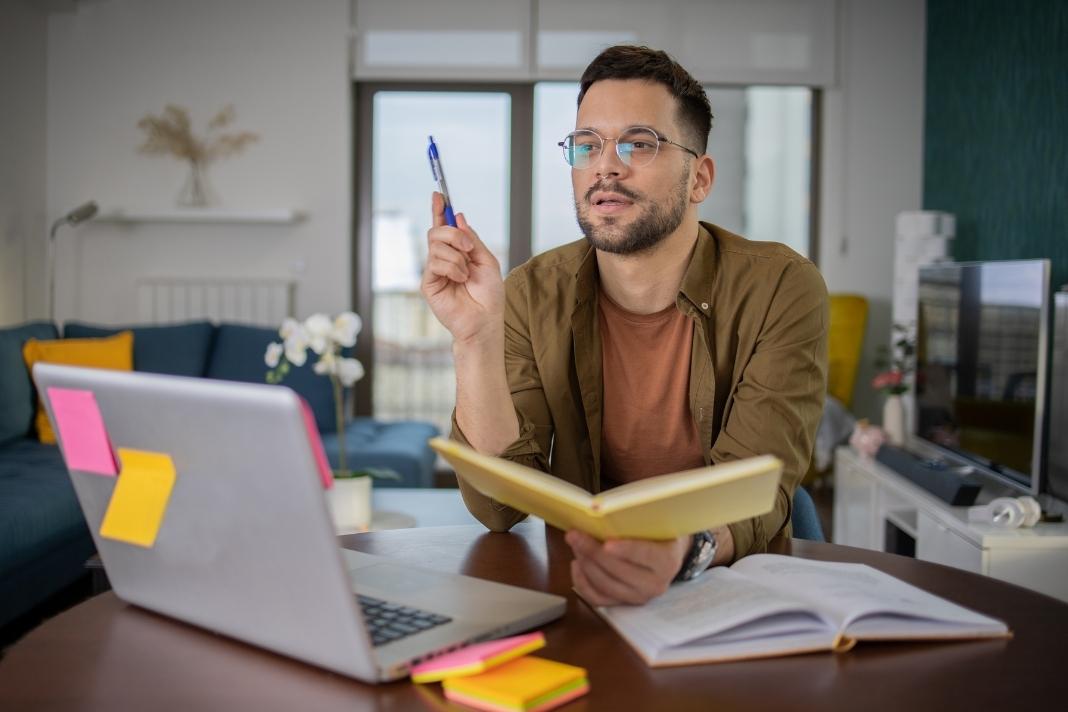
[137,104,258,164]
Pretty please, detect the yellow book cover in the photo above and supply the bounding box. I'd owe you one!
[442,656,588,711]
[429,438,782,540]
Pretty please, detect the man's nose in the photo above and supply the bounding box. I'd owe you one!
[594,139,627,178]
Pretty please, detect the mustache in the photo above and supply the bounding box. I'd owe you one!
[584,182,643,204]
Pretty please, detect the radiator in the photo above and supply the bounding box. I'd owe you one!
[135,278,295,327]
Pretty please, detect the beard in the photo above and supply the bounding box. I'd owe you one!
[575,167,691,256]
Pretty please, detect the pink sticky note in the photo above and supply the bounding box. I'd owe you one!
[410,632,546,683]
[47,387,118,476]
[300,398,334,489]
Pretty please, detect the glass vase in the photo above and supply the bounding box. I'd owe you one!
[177,161,214,207]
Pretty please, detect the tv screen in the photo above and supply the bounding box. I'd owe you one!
[914,259,1050,493]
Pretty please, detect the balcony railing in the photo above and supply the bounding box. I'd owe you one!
[373,290,455,435]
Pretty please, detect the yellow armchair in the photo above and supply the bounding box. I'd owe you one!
[826,294,868,409]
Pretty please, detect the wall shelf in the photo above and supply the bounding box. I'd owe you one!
[95,209,306,225]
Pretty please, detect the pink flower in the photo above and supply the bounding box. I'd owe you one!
[871,370,904,390]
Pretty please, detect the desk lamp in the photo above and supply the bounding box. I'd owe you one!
[48,200,98,322]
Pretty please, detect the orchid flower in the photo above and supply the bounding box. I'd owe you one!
[264,311,368,478]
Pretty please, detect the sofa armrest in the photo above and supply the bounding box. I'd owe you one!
[319,418,440,488]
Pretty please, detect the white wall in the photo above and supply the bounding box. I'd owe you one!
[0,1,48,326]
[818,0,927,421]
[37,0,924,421]
[46,0,352,326]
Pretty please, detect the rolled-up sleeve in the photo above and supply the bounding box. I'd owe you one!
[712,260,828,559]
[450,273,554,531]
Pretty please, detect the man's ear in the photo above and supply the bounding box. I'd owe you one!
[690,154,715,204]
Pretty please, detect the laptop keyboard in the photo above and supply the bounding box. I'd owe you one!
[356,594,453,647]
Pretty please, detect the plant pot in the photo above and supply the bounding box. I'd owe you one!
[327,475,372,533]
[882,394,906,446]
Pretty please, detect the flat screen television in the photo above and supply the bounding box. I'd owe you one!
[913,259,1051,495]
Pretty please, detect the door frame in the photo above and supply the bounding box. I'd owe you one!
[352,82,534,416]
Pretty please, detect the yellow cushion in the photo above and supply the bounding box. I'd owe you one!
[22,331,134,443]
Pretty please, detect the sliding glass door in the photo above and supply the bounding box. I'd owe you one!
[355,82,816,433]
[354,85,531,433]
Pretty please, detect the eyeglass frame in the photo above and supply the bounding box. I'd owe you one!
[557,125,702,169]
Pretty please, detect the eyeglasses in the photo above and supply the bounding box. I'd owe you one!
[558,126,700,169]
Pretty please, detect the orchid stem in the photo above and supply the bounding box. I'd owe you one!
[332,370,347,474]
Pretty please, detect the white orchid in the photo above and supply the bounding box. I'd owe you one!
[264,341,283,368]
[331,312,362,348]
[274,317,310,367]
[279,317,301,339]
[264,311,367,477]
[312,349,335,375]
[304,313,334,355]
[337,357,365,387]
[283,332,308,367]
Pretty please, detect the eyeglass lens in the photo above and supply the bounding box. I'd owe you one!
[562,127,661,169]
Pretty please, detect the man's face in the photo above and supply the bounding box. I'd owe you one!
[572,79,697,255]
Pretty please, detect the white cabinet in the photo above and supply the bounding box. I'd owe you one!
[831,451,877,549]
[915,512,983,574]
[833,446,1068,602]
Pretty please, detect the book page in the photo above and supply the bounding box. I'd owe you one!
[599,566,833,650]
[730,555,1007,638]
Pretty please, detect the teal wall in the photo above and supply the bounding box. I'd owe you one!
[924,0,1068,291]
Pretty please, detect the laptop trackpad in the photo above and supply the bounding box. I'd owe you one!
[353,563,451,596]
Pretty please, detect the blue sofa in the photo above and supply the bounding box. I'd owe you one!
[0,319,438,632]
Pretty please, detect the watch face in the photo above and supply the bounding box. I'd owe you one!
[683,531,717,580]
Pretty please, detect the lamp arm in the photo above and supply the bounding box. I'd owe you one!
[47,201,98,322]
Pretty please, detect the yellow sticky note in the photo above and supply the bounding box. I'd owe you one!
[99,448,177,548]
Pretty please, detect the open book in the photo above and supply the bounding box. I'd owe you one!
[428,437,782,540]
[586,554,1010,666]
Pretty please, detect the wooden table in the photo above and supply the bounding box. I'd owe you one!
[3,522,1067,710]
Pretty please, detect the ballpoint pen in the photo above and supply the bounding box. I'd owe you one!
[427,135,457,227]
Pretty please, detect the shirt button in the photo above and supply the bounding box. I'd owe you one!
[701,302,709,310]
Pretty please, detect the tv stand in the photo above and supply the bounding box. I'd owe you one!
[834,446,1068,603]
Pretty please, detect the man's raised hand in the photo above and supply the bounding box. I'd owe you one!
[421,192,505,345]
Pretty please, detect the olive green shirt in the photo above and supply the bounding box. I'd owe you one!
[452,222,828,561]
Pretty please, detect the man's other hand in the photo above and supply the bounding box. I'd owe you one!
[565,530,690,606]
[565,526,735,606]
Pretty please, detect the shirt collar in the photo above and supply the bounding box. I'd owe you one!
[678,222,717,318]
[573,241,599,305]
[571,222,717,315]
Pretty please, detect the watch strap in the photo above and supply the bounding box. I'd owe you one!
[674,530,717,582]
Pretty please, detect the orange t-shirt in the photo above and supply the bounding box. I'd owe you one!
[598,290,706,488]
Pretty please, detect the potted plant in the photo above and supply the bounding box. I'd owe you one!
[265,311,397,532]
[872,323,915,446]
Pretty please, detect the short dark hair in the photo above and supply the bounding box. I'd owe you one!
[578,45,712,154]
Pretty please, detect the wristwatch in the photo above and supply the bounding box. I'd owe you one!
[674,530,718,582]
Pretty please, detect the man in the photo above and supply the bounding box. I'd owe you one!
[421,45,827,606]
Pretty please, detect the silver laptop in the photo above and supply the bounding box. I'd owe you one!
[33,363,565,683]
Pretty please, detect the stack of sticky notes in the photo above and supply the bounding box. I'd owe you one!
[410,632,589,712]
